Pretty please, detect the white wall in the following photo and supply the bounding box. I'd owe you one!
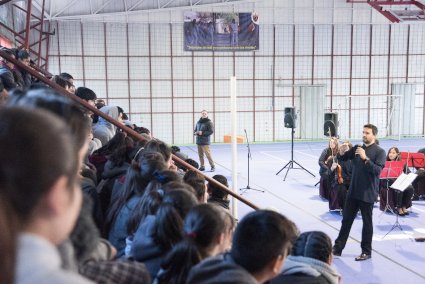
[46,0,425,144]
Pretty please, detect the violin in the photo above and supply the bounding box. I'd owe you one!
[335,163,343,184]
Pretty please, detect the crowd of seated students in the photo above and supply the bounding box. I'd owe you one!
[0,50,349,284]
[318,137,423,216]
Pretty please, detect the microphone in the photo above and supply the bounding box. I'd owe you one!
[356,142,364,156]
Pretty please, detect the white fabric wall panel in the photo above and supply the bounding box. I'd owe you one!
[129,81,150,98]
[333,57,351,79]
[334,25,351,55]
[173,98,193,112]
[128,24,149,56]
[84,57,106,79]
[173,57,192,80]
[60,57,83,79]
[107,58,128,80]
[409,25,425,54]
[315,25,333,55]
[295,26,313,56]
[129,58,150,80]
[255,80,273,98]
[151,58,171,80]
[152,98,172,113]
[353,25,371,55]
[152,114,172,143]
[215,80,230,98]
[174,113,195,144]
[85,81,107,98]
[83,23,105,56]
[275,57,294,80]
[235,57,254,80]
[255,57,273,80]
[392,84,416,136]
[173,81,193,98]
[215,112,231,143]
[108,81,129,98]
[214,57,233,80]
[193,58,213,80]
[194,81,213,97]
[150,24,171,56]
[237,98,254,112]
[130,98,151,114]
[237,81,253,98]
[151,81,171,98]
[255,111,274,142]
[236,112,254,140]
[106,24,127,56]
[194,98,213,113]
[275,25,293,56]
[59,22,82,55]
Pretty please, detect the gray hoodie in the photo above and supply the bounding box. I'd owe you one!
[92,106,119,145]
[186,253,259,284]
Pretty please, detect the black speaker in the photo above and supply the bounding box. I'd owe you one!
[284,107,297,128]
[324,112,338,137]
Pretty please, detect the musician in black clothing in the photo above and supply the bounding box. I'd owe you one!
[328,141,353,210]
[385,147,414,216]
[412,147,425,199]
[332,124,386,261]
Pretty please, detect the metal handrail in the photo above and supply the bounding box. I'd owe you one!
[0,49,260,210]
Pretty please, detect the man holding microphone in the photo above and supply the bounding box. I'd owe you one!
[332,124,386,261]
[194,110,215,172]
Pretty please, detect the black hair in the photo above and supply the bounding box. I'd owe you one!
[126,169,184,235]
[29,82,48,90]
[170,146,180,154]
[209,175,228,199]
[157,203,234,284]
[59,72,74,81]
[117,106,124,116]
[135,126,150,136]
[103,152,167,237]
[2,48,15,59]
[291,231,332,263]
[231,210,298,273]
[75,87,97,102]
[364,124,378,136]
[0,107,79,222]
[184,158,199,170]
[51,75,68,89]
[153,189,198,252]
[108,145,132,168]
[184,174,206,203]
[93,132,126,156]
[143,140,172,163]
[0,77,4,93]
[122,113,128,120]
[8,89,89,153]
[17,50,30,60]
[386,147,401,161]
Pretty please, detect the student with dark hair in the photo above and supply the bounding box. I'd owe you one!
[0,107,93,284]
[186,210,298,284]
[271,231,341,284]
[75,87,97,118]
[51,75,69,90]
[60,72,74,83]
[0,49,19,90]
[207,175,230,210]
[104,153,168,258]
[184,171,208,203]
[385,147,414,216]
[16,50,32,88]
[131,189,198,280]
[143,140,176,170]
[126,170,184,237]
[92,105,124,145]
[155,203,235,284]
[135,126,151,138]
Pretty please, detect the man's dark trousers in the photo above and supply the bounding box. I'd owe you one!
[334,196,374,255]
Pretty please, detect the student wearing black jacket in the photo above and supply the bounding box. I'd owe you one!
[332,124,386,261]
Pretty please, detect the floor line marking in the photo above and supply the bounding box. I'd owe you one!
[412,206,425,213]
[260,151,319,174]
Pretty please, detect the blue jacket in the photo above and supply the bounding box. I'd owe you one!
[108,195,140,258]
[131,215,167,281]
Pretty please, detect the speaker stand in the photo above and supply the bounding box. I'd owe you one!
[276,128,316,181]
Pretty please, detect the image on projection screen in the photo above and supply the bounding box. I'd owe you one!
[184,12,259,52]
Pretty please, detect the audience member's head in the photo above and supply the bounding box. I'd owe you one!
[230,210,298,283]
[93,132,126,156]
[209,175,229,200]
[51,75,69,90]
[339,141,353,155]
[75,87,97,117]
[143,140,173,168]
[157,203,235,284]
[1,48,16,69]
[16,50,31,67]
[387,146,401,162]
[59,73,75,93]
[184,171,207,203]
[291,231,332,264]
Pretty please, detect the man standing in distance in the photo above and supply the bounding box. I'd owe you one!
[332,124,386,261]
[194,110,215,172]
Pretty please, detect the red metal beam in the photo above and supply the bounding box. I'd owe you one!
[37,0,46,67]
[81,23,86,86]
[170,23,175,144]
[24,0,33,50]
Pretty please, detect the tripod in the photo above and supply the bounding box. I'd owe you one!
[240,130,264,195]
[379,166,396,221]
[276,128,315,181]
[382,190,413,242]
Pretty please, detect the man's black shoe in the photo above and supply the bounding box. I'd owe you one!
[199,167,205,171]
[332,247,341,256]
[355,254,371,261]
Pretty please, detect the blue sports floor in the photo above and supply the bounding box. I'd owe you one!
[179,138,425,284]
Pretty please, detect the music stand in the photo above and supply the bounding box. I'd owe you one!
[400,152,425,168]
[379,161,405,220]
